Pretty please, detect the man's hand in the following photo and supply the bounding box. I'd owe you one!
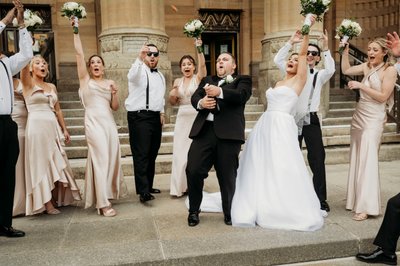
[204,84,221,97]
[1,7,16,25]
[387,32,400,57]
[319,29,329,51]
[200,95,216,109]
[14,0,24,25]
[139,44,150,61]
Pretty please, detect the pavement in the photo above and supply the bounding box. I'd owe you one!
[1,161,400,266]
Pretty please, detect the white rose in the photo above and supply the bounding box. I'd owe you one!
[194,20,203,29]
[322,0,331,6]
[35,15,43,24]
[310,0,317,3]
[226,75,234,83]
[81,10,87,18]
[186,24,195,32]
[342,19,351,28]
[24,10,31,20]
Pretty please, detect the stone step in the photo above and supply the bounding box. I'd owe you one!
[322,117,352,126]
[67,143,400,179]
[58,91,80,101]
[329,101,356,109]
[62,108,85,117]
[59,100,82,109]
[326,108,355,118]
[321,123,396,137]
[330,94,357,102]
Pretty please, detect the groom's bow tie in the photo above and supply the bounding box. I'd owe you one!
[150,68,158,73]
[310,68,314,74]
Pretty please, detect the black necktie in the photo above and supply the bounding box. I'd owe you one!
[310,69,314,74]
[150,68,158,73]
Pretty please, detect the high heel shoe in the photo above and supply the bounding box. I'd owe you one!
[97,207,117,217]
[45,208,61,215]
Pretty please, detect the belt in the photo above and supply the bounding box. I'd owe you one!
[129,110,160,114]
[0,114,11,120]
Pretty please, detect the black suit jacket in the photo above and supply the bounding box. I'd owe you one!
[189,75,252,143]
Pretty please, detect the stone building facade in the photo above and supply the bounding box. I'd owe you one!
[0,0,398,125]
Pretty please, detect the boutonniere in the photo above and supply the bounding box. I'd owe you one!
[218,74,235,86]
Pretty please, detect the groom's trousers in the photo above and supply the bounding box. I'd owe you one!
[298,112,327,202]
[373,193,400,253]
[186,121,241,215]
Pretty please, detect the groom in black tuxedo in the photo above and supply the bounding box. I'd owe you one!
[185,52,252,226]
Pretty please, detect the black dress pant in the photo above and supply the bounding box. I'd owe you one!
[298,112,327,202]
[373,193,400,253]
[127,111,162,195]
[186,121,241,216]
[0,115,19,228]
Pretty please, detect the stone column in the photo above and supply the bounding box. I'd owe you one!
[99,0,171,126]
[259,0,329,117]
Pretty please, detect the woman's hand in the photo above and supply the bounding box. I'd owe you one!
[348,80,364,90]
[64,129,71,144]
[110,82,118,96]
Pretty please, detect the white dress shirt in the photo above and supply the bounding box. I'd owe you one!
[274,42,336,112]
[125,58,166,112]
[0,22,33,115]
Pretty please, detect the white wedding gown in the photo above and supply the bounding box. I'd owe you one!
[230,86,324,231]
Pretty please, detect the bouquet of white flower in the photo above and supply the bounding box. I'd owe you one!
[13,9,44,32]
[183,19,205,53]
[335,19,362,54]
[300,0,331,35]
[61,2,87,34]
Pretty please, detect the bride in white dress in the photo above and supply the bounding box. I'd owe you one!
[230,20,324,231]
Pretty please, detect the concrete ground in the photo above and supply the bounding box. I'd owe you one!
[1,161,400,266]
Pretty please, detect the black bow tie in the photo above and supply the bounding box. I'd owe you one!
[310,69,314,74]
[150,68,158,73]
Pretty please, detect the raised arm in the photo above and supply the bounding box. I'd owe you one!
[292,31,310,95]
[73,31,90,86]
[340,44,364,76]
[20,64,32,96]
[317,29,336,83]
[274,31,302,75]
[195,38,207,83]
[9,4,33,75]
[127,44,148,82]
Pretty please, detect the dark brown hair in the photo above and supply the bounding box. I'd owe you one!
[87,54,105,67]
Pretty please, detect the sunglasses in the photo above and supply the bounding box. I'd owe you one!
[147,52,159,57]
[307,51,319,56]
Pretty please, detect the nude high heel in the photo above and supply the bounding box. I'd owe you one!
[97,207,117,217]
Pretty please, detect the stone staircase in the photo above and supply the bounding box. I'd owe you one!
[59,87,400,179]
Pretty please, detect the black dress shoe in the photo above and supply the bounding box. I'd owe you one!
[150,188,161,194]
[0,226,25,238]
[356,247,397,265]
[320,201,330,212]
[224,215,232,226]
[139,193,155,203]
[188,211,200,227]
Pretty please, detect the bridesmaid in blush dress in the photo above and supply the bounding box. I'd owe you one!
[169,39,206,197]
[11,78,27,216]
[72,19,125,217]
[341,38,397,221]
[21,55,81,215]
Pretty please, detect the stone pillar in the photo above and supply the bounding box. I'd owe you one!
[98,0,171,126]
[259,0,329,117]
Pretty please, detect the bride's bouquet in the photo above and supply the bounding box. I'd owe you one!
[300,0,331,35]
[61,2,87,34]
[335,19,362,54]
[13,9,43,32]
[183,19,205,53]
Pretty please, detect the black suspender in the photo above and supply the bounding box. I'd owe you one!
[145,71,149,110]
[0,60,13,113]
